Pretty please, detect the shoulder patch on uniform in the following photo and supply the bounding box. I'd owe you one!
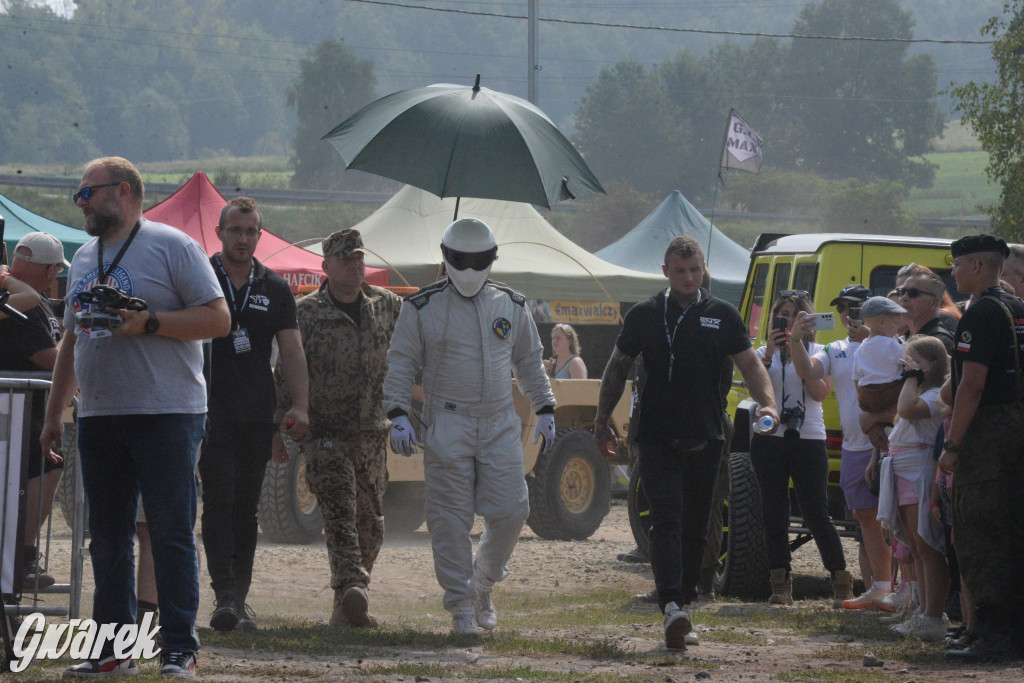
[408,280,448,309]
[486,280,526,307]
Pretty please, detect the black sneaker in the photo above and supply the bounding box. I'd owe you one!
[64,655,138,678]
[236,602,258,632]
[209,592,238,632]
[23,553,56,590]
[160,651,197,679]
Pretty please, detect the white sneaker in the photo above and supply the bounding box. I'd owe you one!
[910,614,946,642]
[892,613,922,635]
[663,601,692,650]
[473,587,498,630]
[878,587,911,613]
[452,612,480,636]
[684,630,700,646]
[841,584,889,610]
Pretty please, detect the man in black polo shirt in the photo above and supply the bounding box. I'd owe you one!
[898,269,955,353]
[940,234,1024,662]
[595,236,777,650]
[0,232,67,589]
[200,197,309,632]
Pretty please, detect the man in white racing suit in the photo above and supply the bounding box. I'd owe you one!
[383,217,556,636]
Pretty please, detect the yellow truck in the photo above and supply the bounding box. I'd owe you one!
[628,232,958,598]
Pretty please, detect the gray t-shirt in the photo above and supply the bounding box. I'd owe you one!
[65,218,224,417]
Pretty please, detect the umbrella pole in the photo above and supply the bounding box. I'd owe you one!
[453,197,461,221]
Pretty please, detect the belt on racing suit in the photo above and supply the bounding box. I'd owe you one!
[429,396,508,418]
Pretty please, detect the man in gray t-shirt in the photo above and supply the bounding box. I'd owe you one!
[42,157,230,680]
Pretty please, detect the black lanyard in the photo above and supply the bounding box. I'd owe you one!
[214,255,254,330]
[663,288,701,383]
[97,221,141,285]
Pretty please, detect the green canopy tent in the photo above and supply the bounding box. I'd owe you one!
[1,191,89,267]
[596,191,750,305]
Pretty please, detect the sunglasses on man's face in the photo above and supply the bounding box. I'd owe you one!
[895,287,938,299]
[72,182,121,203]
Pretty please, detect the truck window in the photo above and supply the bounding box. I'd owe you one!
[870,266,961,301]
[767,262,792,314]
[793,263,819,300]
[745,263,769,338]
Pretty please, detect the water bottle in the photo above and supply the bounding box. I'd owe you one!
[753,415,776,434]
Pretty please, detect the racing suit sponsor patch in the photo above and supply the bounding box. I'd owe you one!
[492,317,511,339]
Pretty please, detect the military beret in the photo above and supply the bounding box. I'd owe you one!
[950,234,1010,259]
[322,229,367,260]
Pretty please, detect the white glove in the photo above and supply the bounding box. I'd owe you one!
[389,415,418,457]
[533,412,556,453]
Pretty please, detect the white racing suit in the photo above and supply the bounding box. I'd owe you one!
[383,279,555,611]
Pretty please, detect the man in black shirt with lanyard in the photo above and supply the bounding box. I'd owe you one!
[200,197,309,632]
[595,236,778,650]
[940,234,1024,662]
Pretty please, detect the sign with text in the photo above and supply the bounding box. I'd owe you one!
[530,299,620,325]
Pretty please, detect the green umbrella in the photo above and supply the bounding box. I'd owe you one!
[323,75,604,217]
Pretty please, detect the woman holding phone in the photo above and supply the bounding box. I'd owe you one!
[751,292,851,607]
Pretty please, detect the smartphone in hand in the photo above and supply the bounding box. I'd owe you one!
[772,316,789,345]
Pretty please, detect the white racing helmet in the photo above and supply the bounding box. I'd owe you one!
[441,217,498,297]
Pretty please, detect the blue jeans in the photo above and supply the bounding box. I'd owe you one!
[78,413,205,655]
[637,439,724,610]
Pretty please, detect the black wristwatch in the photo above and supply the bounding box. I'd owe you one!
[144,311,160,335]
[942,439,962,453]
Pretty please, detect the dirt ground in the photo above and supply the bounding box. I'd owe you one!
[19,500,1024,681]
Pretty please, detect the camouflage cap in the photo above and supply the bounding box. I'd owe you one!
[322,228,367,260]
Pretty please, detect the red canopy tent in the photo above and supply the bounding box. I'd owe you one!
[143,172,389,292]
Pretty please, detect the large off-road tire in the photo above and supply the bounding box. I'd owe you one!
[257,439,323,544]
[383,481,426,535]
[717,452,771,599]
[625,451,770,599]
[526,428,610,540]
[626,460,649,558]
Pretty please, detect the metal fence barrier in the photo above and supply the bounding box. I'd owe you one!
[1,372,86,657]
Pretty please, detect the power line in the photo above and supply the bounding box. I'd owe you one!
[342,0,996,45]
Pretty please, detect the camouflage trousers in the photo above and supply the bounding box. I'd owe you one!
[303,429,388,590]
[951,403,1024,621]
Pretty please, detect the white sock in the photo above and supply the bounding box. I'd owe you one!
[909,581,920,605]
[872,580,889,591]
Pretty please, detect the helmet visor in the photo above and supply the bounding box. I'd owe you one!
[441,245,497,271]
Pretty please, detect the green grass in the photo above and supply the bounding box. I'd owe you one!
[905,150,997,219]
[776,669,942,683]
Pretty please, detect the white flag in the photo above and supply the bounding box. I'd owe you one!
[720,109,763,174]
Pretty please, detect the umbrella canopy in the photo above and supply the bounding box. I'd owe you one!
[142,173,389,292]
[323,75,604,209]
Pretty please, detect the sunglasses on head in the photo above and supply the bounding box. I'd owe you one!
[778,289,809,299]
[895,287,937,299]
[897,262,917,277]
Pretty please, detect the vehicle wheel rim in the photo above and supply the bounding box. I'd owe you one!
[296,460,318,515]
[560,457,595,513]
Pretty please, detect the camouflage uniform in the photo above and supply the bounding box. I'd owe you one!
[278,231,402,592]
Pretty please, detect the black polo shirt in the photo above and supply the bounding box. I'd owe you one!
[0,299,62,455]
[617,288,749,445]
[209,256,297,423]
[952,286,1024,407]
[907,316,955,355]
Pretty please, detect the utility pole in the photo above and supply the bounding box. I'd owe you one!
[528,0,539,104]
